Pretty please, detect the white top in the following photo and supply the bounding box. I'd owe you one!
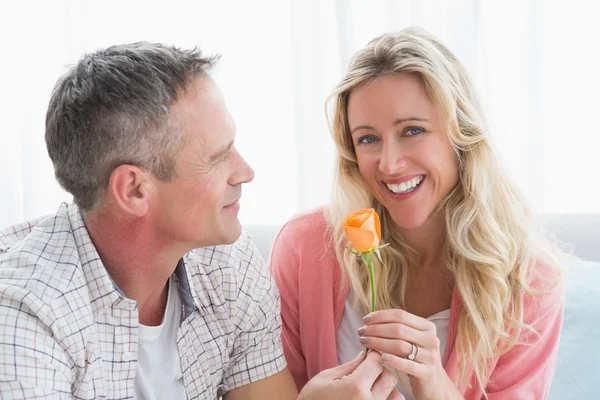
[336,294,451,400]
[134,277,186,400]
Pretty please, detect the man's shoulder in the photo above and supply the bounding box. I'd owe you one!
[0,209,99,392]
[0,215,50,250]
[186,231,262,275]
[184,232,273,307]
[0,207,85,304]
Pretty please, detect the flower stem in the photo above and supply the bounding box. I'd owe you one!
[362,251,376,354]
[362,252,376,312]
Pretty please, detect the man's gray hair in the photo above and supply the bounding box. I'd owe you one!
[45,42,218,212]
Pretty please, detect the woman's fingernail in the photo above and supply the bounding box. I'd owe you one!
[382,353,391,362]
[357,326,366,335]
[359,336,370,344]
[363,314,372,323]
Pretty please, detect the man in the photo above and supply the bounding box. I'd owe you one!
[0,43,400,399]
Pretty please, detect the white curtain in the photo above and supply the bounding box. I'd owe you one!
[1,0,598,228]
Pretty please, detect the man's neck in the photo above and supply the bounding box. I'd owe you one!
[83,210,183,326]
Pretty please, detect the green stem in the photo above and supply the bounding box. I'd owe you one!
[362,251,376,354]
[361,252,376,312]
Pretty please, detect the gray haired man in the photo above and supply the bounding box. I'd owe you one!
[0,43,400,399]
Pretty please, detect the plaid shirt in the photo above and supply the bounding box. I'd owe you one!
[0,203,286,399]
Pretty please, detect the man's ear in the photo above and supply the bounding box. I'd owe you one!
[108,165,153,217]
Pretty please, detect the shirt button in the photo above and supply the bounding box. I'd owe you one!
[122,351,133,362]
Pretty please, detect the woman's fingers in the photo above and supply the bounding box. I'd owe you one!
[358,331,414,358]
[359,322,440,350]
[364,309,436,333]
[381,353,432,381]
[359,336,435,364]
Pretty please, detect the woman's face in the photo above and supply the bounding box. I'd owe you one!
[347,73,459,230]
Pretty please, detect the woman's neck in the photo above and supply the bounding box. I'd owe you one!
[398,210,446,268]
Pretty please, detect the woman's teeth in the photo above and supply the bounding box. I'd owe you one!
[386,176,424,194]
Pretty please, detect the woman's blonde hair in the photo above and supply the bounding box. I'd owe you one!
[326,26,560,393]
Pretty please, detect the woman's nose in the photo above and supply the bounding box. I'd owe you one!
[378,142,408,175]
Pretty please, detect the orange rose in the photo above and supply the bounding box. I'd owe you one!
[343,208,381,253]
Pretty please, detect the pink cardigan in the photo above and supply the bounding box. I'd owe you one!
[268,208,564,399]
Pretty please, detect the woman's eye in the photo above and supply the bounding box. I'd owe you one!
[358,136,378,144]
[405,127,425,136]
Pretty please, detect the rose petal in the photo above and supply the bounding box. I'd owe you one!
[373,210,381,241]
[345,209,372,228]
[356,210,380,247]
[360,210,375,231]
[344,226,376,253]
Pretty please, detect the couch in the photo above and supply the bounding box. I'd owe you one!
[244,213,600,399]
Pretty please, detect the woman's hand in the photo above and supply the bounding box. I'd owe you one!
[358,309,463,400]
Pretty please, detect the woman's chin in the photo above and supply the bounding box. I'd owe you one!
[389,210,430,231]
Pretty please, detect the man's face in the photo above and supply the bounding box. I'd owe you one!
[150,76,254,249]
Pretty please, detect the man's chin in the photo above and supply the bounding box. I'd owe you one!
[216,223,243,246]
[191,221,242,248]
[221,232,241,245]
[230,224,244,242]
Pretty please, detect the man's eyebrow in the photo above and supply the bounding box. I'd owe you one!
[209,140,234,162]
[350,117,430,136]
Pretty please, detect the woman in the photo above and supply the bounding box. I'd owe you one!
[269,27,563,399]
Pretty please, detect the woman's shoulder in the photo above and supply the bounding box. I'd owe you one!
[276,206,330,246]
[522,258,564,321]
[529,258,563,291]
[270,206,338,269]
[484,259,564,396]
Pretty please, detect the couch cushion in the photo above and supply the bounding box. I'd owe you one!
[549,257,600,399]
[541,214,600,262]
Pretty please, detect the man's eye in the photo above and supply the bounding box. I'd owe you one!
[218,150,232,163]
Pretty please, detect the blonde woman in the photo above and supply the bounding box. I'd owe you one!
[269,27,563,400]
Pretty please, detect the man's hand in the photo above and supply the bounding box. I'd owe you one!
[298,351,404,400]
